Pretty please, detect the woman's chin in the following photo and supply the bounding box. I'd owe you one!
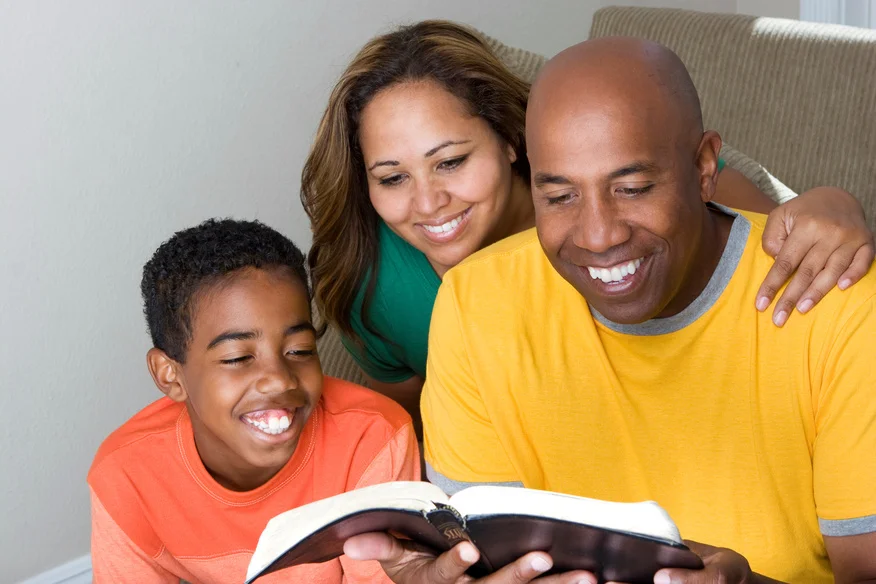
[426,246,478,273]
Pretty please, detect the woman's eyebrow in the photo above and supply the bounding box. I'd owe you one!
[425,140,471,158]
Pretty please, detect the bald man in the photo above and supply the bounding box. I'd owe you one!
[345,38,876,584]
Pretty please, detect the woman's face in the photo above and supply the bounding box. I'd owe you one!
[358,79,519,275]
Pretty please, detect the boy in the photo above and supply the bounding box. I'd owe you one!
[88,219,418,583]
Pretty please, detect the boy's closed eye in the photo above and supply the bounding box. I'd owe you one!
[218,347,316,366]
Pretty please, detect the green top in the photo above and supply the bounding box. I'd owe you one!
[343,158,727,383]
[343,221,440,382]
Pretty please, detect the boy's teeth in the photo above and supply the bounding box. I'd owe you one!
[243,411,292,435]
[587,258,643,283]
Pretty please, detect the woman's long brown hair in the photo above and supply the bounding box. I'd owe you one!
[301,20,531,342]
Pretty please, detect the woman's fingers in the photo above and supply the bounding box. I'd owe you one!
[838,242,875,291]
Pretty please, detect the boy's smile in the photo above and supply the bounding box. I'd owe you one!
[156,266,323,491]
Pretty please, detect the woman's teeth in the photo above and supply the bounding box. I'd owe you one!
[422,213,465,234]
[587,258,643,283]
[243,413,291,435]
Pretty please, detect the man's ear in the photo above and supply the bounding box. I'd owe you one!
[146,348,187,402]
[695,130,723,203]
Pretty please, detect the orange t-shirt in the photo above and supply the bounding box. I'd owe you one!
[88,376,419,584]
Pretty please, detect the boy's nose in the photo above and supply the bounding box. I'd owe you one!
[254,360,297,394]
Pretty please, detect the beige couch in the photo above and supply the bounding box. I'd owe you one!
[318,6,876,382]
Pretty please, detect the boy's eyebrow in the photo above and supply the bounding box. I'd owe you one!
[207,330,259,350]
[285,322,316,336]
[206,322,316,350]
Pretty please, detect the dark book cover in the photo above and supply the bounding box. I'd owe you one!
[246,505,703,583]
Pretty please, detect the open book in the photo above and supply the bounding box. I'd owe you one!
[245,481,702,583]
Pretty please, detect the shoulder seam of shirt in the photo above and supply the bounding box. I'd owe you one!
[322,403,410,428]
[90,426,176,476]
[817,288,876,374]
[173,548,254,560]
[91,486,167,563]
[354,421,415,489]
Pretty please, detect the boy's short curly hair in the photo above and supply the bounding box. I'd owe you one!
[140,218,309,362]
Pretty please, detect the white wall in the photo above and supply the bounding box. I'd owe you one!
[4,0,801,580]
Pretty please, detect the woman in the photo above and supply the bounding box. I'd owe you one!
[302,20,874,435]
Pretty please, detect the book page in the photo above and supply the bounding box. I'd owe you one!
[247,481,448,581]
[448,486,682,544]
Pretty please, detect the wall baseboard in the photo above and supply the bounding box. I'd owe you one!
[17,555,92,584]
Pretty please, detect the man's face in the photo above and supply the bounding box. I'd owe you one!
[529,97,714,324]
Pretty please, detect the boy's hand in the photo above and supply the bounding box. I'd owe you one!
[343,532,596,584]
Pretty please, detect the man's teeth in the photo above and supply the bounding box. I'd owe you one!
[423,214,464,234]
[587,258,643,283]
[244,414,291,435]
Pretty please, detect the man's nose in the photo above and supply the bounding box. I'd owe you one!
[572,195,632,254]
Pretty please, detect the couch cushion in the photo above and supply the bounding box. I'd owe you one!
[589,6,876,230]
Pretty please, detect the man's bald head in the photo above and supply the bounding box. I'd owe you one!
[526,36,728,325]
[528,37,703,147]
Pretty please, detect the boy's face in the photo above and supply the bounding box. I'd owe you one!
[154,267,322,491]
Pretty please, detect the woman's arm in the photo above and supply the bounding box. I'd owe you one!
[367,375,425,441]
[713,167,777,214]
[714,169,874,326]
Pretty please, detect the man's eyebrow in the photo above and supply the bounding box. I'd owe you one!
[207,330,259,350]
[608,162,658,180]
[533,172,573,188]
[425,140,470,158]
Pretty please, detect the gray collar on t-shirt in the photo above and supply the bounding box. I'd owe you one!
[589,203,751,336]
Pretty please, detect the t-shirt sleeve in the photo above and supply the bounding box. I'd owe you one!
[90,489,178,584]
[338,422,419,583]
[813,297,876,536]
[421,279,520,494]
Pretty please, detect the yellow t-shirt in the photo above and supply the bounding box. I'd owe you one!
[422,209,876,583]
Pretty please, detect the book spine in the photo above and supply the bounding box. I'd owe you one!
[427,503,472,546]
[425,503,493,575]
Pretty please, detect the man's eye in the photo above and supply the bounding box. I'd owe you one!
[287,349,316,358]
[546,193,574,205]
[220,356,251,365]
[617,185,654,196]
[379,174,406,187]
[437,156,467,171]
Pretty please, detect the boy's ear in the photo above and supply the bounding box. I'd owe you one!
[146,348,188,402]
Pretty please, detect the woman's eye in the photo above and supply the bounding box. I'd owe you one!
[617,185,654,196]
[287,349,316,359]
[437,156,467,171]
[220,356,251,365]
[378,174,406,187]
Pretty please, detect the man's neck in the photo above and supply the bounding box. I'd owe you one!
[657,203,735,319]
